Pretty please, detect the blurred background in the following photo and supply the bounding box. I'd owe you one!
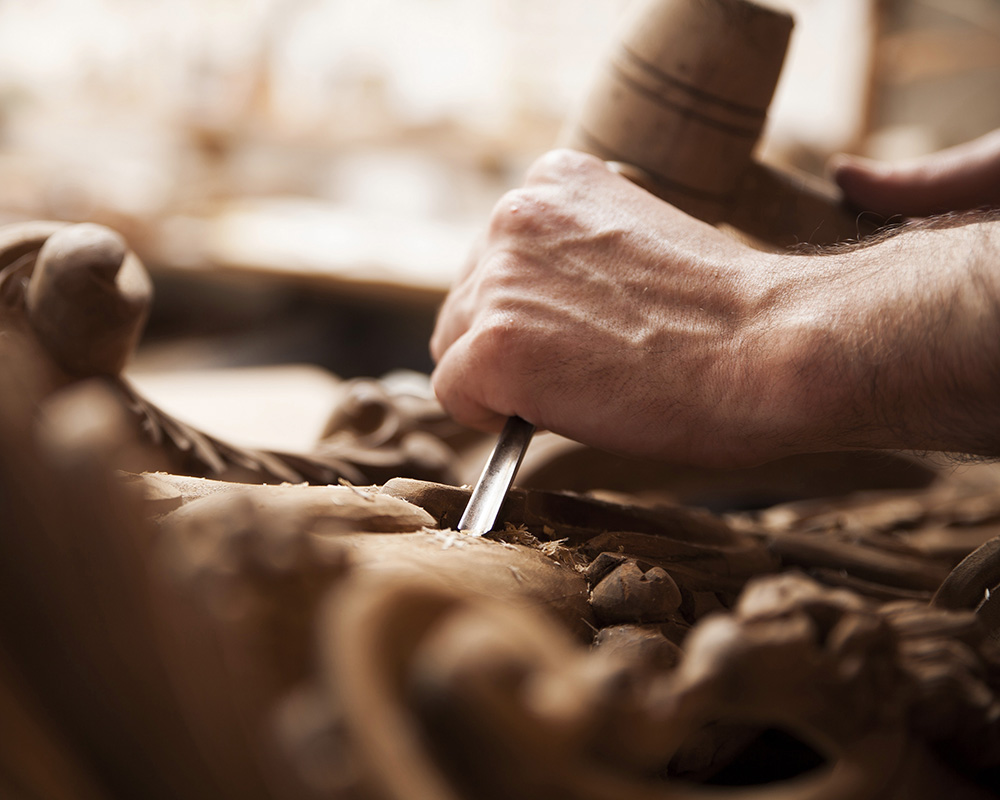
[2,0,999,449]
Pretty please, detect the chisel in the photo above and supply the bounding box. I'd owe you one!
[454,167,645,536]
[457,415,535,535]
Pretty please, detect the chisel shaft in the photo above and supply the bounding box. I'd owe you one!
[458,415,535,535]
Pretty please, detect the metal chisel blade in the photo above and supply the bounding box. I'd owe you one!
[458,415,535,535]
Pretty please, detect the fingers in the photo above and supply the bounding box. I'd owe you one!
[430,229,492,363]
[430,148,630,430]
[431,150,614,362]
[832,128,1000,218]
[431,328,513,433]
[429,274,472,363]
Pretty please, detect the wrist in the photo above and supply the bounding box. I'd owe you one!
[881,219,1000,456]
[740,251,862,457]
[764,219,1000,458]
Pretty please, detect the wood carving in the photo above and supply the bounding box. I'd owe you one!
[315,376,478,486]
[4,308,1000,797]
[0,220,389,486]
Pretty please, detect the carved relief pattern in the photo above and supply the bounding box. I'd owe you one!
[3,220,1000,798]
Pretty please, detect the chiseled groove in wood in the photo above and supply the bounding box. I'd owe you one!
[808,568,934,604]
[573,127,734,206]
[768,532,950,592]
[608,55,762,142]
[618,43,769,120]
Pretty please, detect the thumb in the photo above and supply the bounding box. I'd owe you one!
[831,129,1000,218]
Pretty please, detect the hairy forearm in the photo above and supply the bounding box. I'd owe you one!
[771,212,1000,458]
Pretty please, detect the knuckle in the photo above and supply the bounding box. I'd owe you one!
[487,187,573,241]
[473,311,527,368]
[474,313,514,358]
[486,149,606,240]
[488,188,545,237]
[527,148,605,183]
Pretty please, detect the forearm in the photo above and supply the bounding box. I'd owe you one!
[771,213,1000,458]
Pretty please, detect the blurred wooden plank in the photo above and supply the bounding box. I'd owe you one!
[126,364,344,453]
[153,199,475,304]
